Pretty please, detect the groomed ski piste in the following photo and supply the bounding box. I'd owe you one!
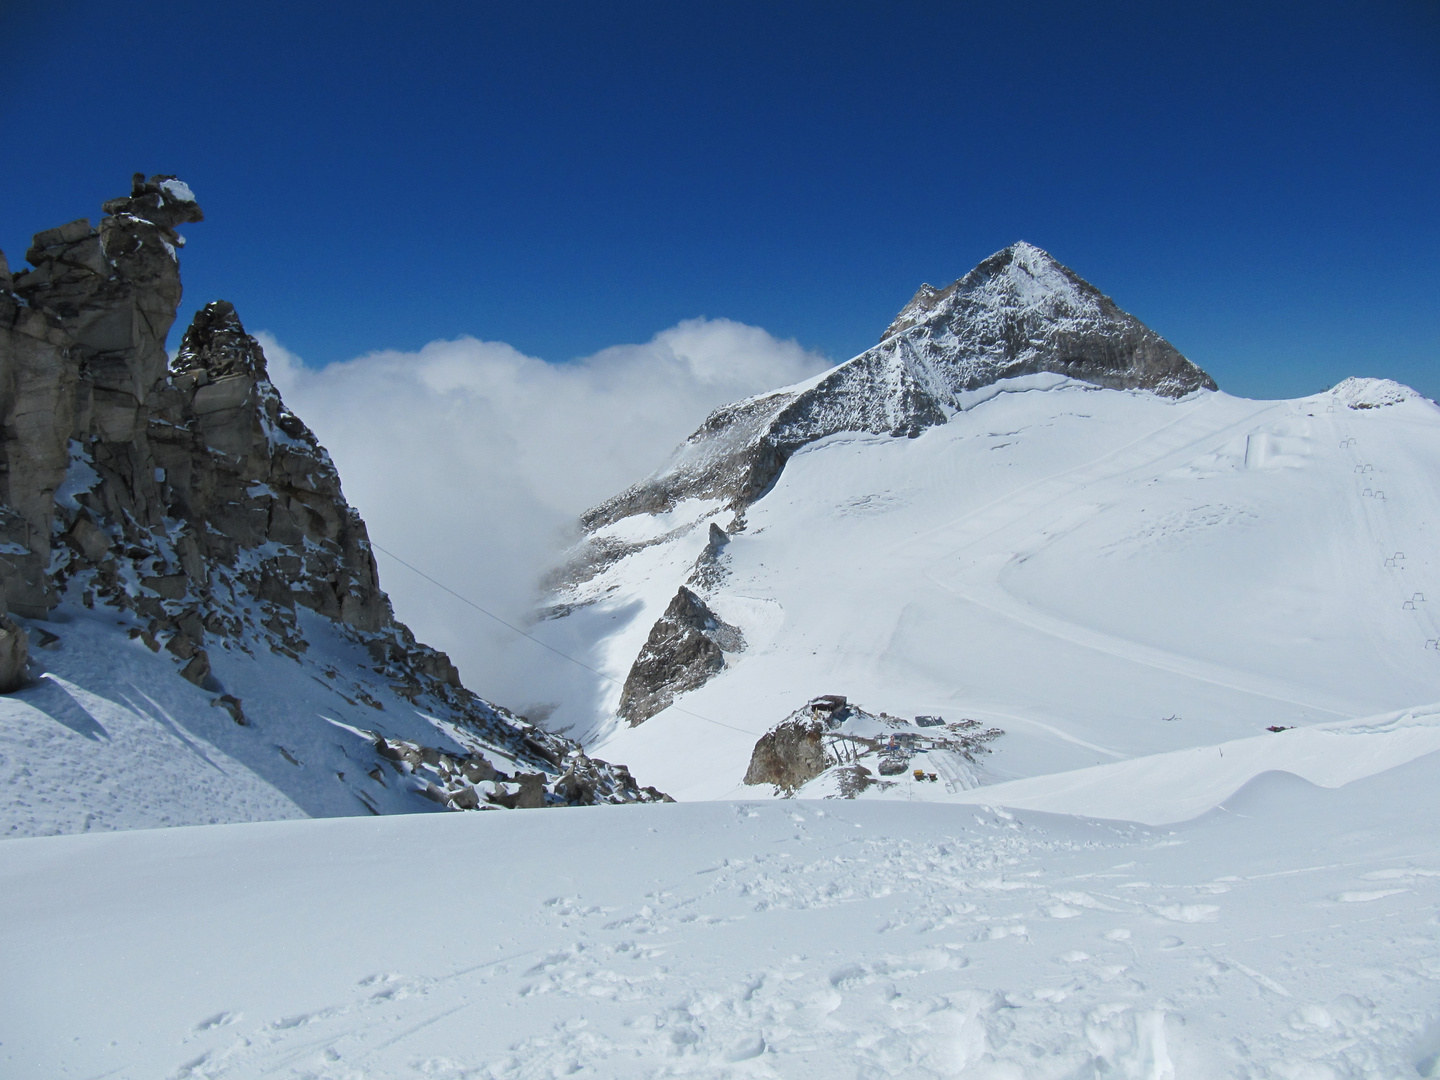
[5,376,1440,1078]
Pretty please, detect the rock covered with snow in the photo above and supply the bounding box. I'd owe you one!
[743,696,1003,797]
[0,177,668,827]
[1329,376,1426,410]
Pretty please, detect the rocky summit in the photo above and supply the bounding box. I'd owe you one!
[0,176,666,835]
[580,241,1216,535]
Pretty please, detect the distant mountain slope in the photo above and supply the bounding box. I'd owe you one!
[535,245,1439,796]
[0,176,664,837]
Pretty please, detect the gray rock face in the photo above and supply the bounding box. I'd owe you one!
[582,242,1216,532]
[618,585,744,726]
[0,176,667,808]
[0,615,27,692]
[0,174,202,616]
[742,713,828,793]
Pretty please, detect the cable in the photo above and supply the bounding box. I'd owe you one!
[368,541,758,737]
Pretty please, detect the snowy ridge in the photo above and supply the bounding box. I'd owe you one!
[1331,375,1428,410]
[947,700,1440,824]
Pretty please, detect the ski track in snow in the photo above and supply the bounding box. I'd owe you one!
[914,397,1370,718]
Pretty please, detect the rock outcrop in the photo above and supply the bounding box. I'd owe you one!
[618,585,744,725]
[744,698,1004,797]
[743,712,829,793]
[0,175,668,812]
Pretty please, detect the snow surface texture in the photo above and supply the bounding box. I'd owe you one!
[8,735,1440,1078]
[540,377,1440,803]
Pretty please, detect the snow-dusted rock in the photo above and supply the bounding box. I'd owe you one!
[619,585,744,725]
[1330,376,1427,410]
[0,177,668,833]
[744,697,1002,797]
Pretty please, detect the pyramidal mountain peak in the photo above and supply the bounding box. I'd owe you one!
[880,240,1080,341]
[573,241,1215,535]
[543,242,1224,735]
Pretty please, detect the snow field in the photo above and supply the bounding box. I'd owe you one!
[0,600,503,838]
[6,750,1440,1078]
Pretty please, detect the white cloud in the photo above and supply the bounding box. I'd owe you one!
[260,319,830,720]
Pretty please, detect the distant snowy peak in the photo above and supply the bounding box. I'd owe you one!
[1329,377,1427,411]
[874,240,1214,398]
[581,242,1215,532]
[881,240,1086,340]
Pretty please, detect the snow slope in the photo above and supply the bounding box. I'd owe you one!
[539,376,1440,801]
[0,600,474,836]
[7,728,1440,1078]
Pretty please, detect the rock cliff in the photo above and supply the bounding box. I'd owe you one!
[0,176,668,820]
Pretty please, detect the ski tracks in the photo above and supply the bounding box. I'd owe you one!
[899,396,1367,718]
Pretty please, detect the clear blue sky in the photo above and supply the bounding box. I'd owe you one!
[4,1,1437,400]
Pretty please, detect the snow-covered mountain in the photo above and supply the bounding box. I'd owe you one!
[538,245,1440,803]
[0,176,665,838]
[9,211,1440,1079]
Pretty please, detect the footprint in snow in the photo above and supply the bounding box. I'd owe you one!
[1334,888,1408,903]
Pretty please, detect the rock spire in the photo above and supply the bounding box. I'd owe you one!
[0,175,668,809]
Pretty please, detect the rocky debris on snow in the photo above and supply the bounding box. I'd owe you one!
[577,242,1216,535]
[0,176,668,810]
[369,730,670,810]
[744,696,1004,798]
[618,585,745,725]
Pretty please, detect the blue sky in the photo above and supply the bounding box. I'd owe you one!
[4,0,1438,400]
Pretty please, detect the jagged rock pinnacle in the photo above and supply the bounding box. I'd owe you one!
[0,176,672,812]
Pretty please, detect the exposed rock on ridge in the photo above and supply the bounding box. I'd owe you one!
[0,175,668,812]
[617,584,745,726]
[581,242,1216,533]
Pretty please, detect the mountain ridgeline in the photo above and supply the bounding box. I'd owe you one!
[581,242,1216,535]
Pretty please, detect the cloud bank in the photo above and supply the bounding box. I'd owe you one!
[261,319,830,719]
